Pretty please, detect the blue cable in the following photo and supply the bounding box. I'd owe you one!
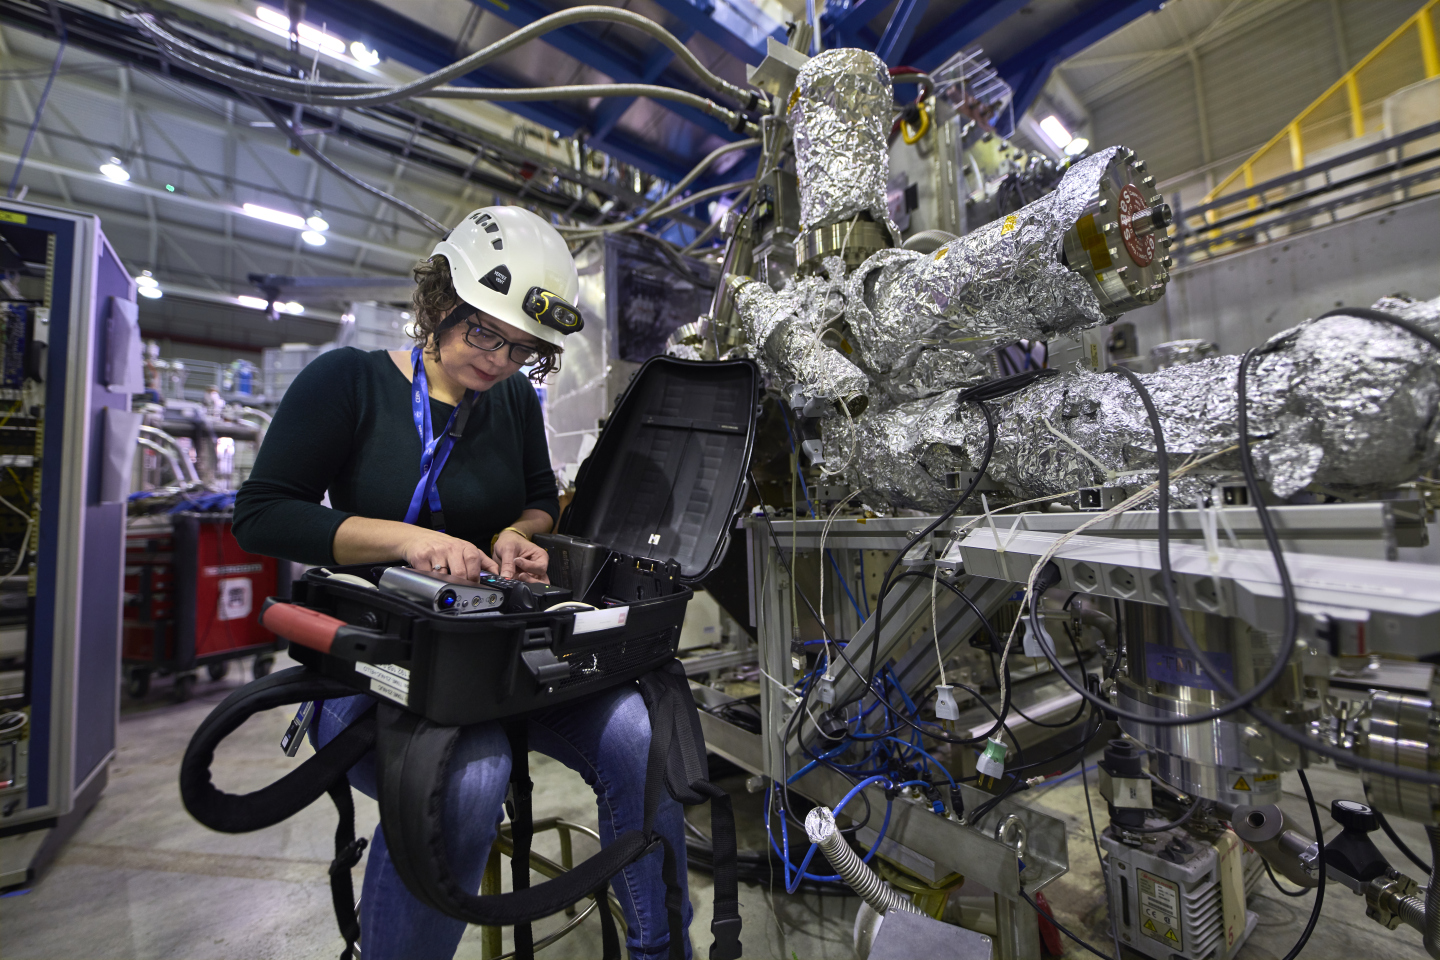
[766,774,897,892]
[879,736,959,793]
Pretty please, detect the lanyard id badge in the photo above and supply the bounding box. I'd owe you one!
[403,344,477,531]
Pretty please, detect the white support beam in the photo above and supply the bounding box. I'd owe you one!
[0,150,426,261]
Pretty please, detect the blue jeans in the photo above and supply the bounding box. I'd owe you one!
[316,686,693,960]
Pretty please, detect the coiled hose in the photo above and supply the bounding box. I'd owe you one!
[900,229,957,254]
[805,807,923,917]
[1427,825,1440,958]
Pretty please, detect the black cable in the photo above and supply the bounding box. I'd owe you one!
[1112,362,1440,783]
[1123,795,1202,833]
[1018,889,1113,960]
[1315,305,1440,352]
[891,570,1088,729]
[1017,364,1440,784]
[1078,743,1124,960]
[1282,769,1326,960]
[861,397,999,706]
[1365,784,1432,876]
[1264,860,1311,897]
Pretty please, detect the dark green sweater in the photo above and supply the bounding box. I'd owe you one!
[233,347,559,566]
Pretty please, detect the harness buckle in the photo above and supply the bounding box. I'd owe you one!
[709,915,743,960]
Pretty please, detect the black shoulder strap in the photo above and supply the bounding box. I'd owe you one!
[374,702,647,959]
[180,666,376,960]
[637,661,743,960]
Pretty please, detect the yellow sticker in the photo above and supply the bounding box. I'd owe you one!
[1233,776,1251,791]
[1165,928,1180,943]
[839,338,853,355]
[0,211,26,224]
[1143,919,1157,934]
[787,88,802,114]
[1255,773,1278,782]
[1000,214,1018,235]
[933,247,948,260]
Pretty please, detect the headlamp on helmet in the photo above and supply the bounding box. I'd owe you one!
[523,287,583,335]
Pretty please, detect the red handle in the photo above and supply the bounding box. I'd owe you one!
[262,602,344,654]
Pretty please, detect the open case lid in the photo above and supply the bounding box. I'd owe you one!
[559,356,759,584]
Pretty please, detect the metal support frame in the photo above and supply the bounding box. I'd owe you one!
[904,0,1030,72]
[736,515,1071,960]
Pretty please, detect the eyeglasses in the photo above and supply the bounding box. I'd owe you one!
[461,320,544,366]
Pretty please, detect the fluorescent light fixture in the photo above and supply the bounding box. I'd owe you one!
[137,286,163,300]
[99,158,130,182]
[300,230,327,247]
[135,272,158,289]
[255,6,346,56]
[305,215,329,231]
[278,301,305,315]
[242,202,307,230]
[349,41,380,66]
[1039,115,1073,150]
[1064,137,1090,157]
[237,295,269,310]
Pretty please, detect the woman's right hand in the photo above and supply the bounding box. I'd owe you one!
[399,527,498,581]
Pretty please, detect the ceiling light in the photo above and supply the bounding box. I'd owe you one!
[349,41,380,66]
[137,285,163,299]
[99,158,130,183]
[1063,137,1090,157]
[242,202,307,230]
[237,295,269,310]
[135,271,158,289]
[279,301,305,315]
[340,312,356,323]
[301,230,327,247]
[1038,115,1073,150]
[255,6,346,56]
[306,215,329,232]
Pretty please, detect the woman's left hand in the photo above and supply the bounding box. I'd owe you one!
[492,529,550,583]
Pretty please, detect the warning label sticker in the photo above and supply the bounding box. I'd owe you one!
[1137,869,1182,951]
[356,662,410,705]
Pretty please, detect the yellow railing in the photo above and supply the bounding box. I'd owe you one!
[1203,0,1439,209]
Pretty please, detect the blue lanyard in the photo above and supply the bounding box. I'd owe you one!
[403,345,471,531]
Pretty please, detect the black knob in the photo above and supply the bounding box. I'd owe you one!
[1331,798,1378,833]
[1102,739,1145,777]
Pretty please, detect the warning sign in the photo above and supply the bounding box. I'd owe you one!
[1137,869,1182,951]
[1233,776,1251,791]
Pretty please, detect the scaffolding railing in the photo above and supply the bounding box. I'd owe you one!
[1202,0,1439,218]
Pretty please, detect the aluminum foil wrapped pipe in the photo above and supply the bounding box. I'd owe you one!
[729,270,870,406]
[843,147,1152,382]
[834,312,1440,510]
[1427,824,1440,960]
[789,49,901,240]
[804,806,923,917]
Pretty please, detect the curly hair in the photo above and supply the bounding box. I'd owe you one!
[410,255,560,383]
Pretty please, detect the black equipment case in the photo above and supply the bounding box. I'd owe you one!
[263,356,759,726]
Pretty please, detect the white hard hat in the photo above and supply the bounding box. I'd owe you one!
[430,206,583,348]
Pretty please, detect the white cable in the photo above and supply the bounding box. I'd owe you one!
[817,489,862,677]
[993,445,1239,711]
[3,522,30,581]
[1039,414,1116,481]
[930,562,946,687]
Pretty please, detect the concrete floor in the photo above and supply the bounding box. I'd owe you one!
[0,664,1431,960]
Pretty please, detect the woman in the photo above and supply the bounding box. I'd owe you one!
[233,206,692,960]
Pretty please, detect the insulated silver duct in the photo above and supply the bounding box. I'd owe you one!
[789,49,900,243]
[833,312,1440,509]
[804,806,923,917]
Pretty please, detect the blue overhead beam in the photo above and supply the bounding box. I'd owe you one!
[644,0,784,65]
[875,0,928,65]
[994,0,1164,128]
[905,0,1031,71]
[824,0,892,48]
[457,0,741,143]
[590,26,696,146]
